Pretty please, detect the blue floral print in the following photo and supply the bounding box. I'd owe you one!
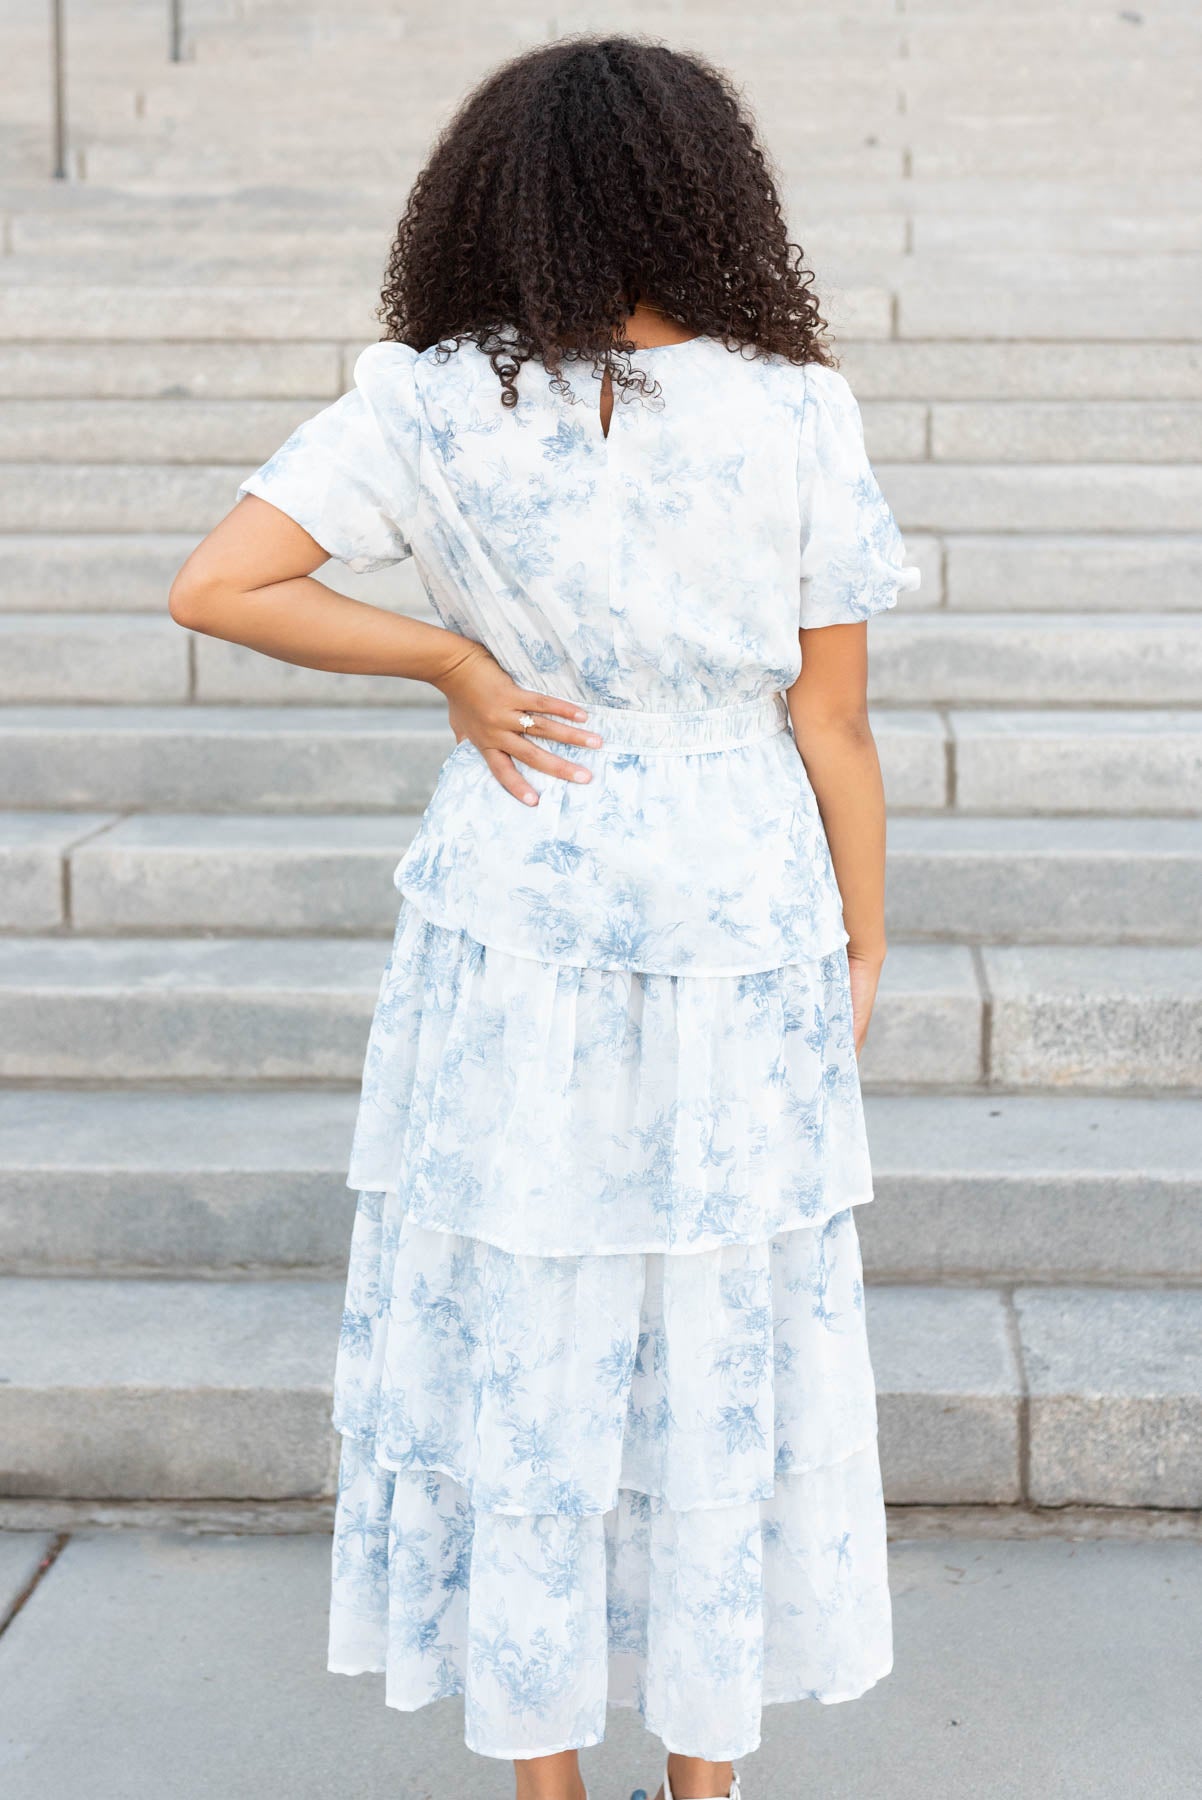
[237,333,910,1761]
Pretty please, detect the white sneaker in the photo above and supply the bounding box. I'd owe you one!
[630,1767,741,1800]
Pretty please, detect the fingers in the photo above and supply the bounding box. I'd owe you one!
[483,748,540,807]
[521,718,604,750]
[519,691,591,724]
[505,735,593,785]
[514,694,603,750]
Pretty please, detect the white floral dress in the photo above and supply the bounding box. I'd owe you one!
[239,333,920,1762]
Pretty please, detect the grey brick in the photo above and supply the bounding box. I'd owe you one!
[944,535,1202,613]
[0,813,116,929]
[0,399,336,464]
[860,402,928,461]
[0,287,377,341]
[872,614,1202,706]
[0,936,387,1081]
[876,710,949,811]
[0,339,343,400]
[0,615,188,702]
[0,535,425,615]
[0,1277,341,1499]
[887,816,1202,944]
[70,813,417,933]
[861,1094,1202,1282]
[1018,1288,1202,1507]
[869,1287,1022,1502]
[858,945,982,1087]
[0,706,455,811]
[932,402,1202,464]
[880,464,1202,533]
[0,1089,357,1276]
[192,637,433,705]
[898,282,1200,340]
[952,710,1202,815]
[0,465,239,533]
[838,340,1202,401]
[984,945,1202,1090]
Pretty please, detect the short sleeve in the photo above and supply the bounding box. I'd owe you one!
[797,362,921,629]
[236,341,420,573]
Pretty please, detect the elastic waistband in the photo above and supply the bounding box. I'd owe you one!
[548,692,789,753]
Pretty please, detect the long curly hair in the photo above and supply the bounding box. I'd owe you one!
[377,34,834,406]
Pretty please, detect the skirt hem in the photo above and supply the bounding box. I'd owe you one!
[323,1664,895,1761]
[326,1430,882,1518]
[337,1186,877,1259]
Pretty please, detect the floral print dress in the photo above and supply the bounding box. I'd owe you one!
[239,332,919,1761]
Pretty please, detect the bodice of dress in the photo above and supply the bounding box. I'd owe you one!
[239,334,919,972]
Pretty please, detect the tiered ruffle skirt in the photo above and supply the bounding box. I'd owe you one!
[327,900,892,1759]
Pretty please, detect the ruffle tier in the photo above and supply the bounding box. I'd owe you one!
[334,1199,879,1515]
[329,1440,892,1762]
[347,905,873,1258]
[392,695,849,976]
[329,1201,891,1759]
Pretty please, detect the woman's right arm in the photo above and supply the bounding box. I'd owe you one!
[785,618,887,1055]
[169,493,601,804]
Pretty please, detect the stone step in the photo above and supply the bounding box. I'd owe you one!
[864,1093,1202,1282]
[868,1284,1202,1507]
[2,531,1197,616]
[9,459,1202,535]
[4,704,1198,815]
[0,1088,358,1277]
[1,1087,1198,1284]
[0,340,345,400]
[2,336,1200,405]
[981,945,1202,1090]
[951,710,1202,815]
[940,536,1202,614]
[6,394,1201,466]
[887,817,1202,944]
[1,937,1197,1090]
[10,811,1196,942]
[0,1274,1197,1504]
[0,276,1196,345]
[0,535,425,614]
[7,392,1202,464]
[878,464,1202,533]
[0,399,337,463]
[9,612,1199,708]
[869,616,1202,707]
[63,813,420,934]
[0,938,982,1086]
[839,341,1202,401]
[0,1276,340,1499]
[0,706,457,812]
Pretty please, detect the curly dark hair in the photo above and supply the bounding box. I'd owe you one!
[377,34,834,406]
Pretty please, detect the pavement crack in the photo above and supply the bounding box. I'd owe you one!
[0,1532,70,1641]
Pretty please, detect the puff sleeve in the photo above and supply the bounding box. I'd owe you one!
[797,362,920,628]
[236,341,420,572]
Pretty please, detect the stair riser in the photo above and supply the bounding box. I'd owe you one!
[2,713,1198,814]
[6,462,1202,532]
[9,839,1193,942]
[4,534,1199,616]
[4,1172,1198,1285]
[1,977,1198,1088]
[7,615,1202,707]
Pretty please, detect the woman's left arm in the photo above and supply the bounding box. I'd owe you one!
[169,493,479,684]
[785,620,887,1056]
[169,496,602,803]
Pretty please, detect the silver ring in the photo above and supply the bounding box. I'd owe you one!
[517,711,536,733]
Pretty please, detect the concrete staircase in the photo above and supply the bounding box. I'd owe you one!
[1,0,1200,1513]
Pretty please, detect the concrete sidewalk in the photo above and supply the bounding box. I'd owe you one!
[0,1529,1198,1799]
